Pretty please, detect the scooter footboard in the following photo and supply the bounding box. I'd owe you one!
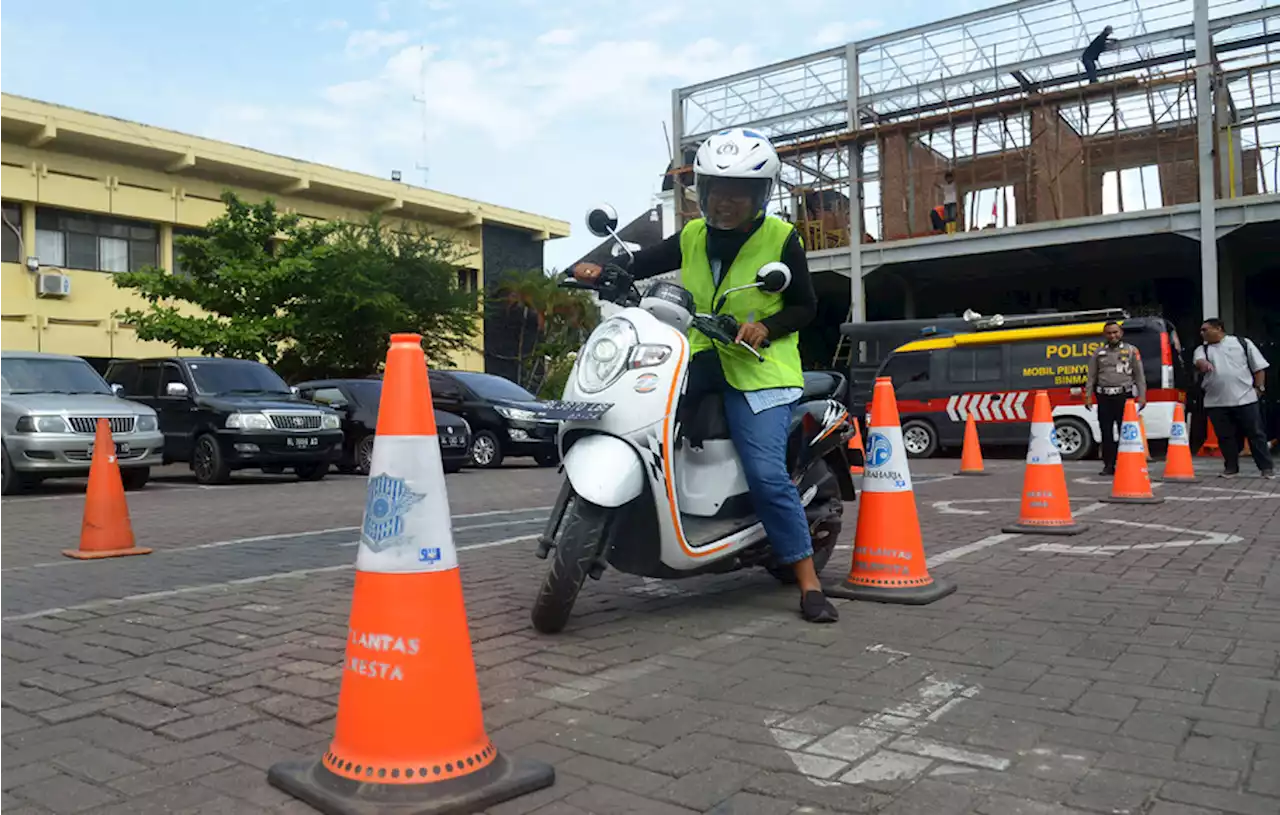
[563,434,646,508]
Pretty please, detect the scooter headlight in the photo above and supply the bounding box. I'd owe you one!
[577,317,638,394]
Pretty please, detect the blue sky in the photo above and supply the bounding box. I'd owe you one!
[1,0,996,270]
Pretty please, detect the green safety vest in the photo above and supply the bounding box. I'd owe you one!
[679,216,805,393]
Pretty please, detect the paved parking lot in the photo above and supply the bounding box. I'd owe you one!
[2,455,1278,814]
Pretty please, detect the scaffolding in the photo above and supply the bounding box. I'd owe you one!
[669,0,1280,245]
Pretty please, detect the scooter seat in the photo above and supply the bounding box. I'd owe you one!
[802,371,848,403]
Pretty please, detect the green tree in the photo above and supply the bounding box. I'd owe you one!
[490,268,599,396]
[112,191,480,381]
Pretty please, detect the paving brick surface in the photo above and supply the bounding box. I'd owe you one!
[3,457,1278,813]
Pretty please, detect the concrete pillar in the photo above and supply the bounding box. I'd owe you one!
[20,201,36,261]
[160,223,174,273]
[1194,0,1219,319]
[845,43,865,323]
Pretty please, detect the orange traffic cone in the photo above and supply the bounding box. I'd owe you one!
[1102,399,1163,504]
[848,420,865,475]
[826,377,956,605]
[1139,415,1151,461]
[62,419,152,560]
[1199,420,1222,457]
[955,413,989,476]
[268,333,554,813]
[1002,390,1087,535]
[1160,403,1198,482]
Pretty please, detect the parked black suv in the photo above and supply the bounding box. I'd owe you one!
[293,378,472,475]
[105,357,343,484]
[427,370,558,468]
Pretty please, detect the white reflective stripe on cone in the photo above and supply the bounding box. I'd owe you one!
[1169,422,1190,447]
[1027,421,1062,465]
[1118,421,1144,454]
[861,426,914,494]
[357,435,456,574]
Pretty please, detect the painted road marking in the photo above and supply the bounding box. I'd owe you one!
[1019,518,1243,556]
[2,533,543,622]
[766,644,1008,787]
[1,506,552,573]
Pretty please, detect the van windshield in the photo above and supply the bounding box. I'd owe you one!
[1,357,113,396]
[188,360,292,396]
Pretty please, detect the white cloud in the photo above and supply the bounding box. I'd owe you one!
[813,19,884,47]
[345,29,416,60]
[536,28,580,46]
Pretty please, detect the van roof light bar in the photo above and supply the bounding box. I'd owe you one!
[969,307,1130,332]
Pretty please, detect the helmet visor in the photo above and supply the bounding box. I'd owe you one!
[697,175,772,230]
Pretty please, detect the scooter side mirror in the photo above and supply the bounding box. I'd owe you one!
[757,262,792,294]
[586,204,620,238]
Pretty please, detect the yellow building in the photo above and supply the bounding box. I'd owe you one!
[0,93,569,373]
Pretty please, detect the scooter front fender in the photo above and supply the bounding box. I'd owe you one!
[562,434,645,508]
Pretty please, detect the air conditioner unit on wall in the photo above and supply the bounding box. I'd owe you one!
[37,271,71,298]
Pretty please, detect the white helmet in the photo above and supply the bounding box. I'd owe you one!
[692,128,780,230]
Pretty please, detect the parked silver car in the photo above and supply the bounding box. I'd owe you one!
[1,351,165,494]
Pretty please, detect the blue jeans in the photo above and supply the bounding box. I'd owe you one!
[722,388,814,566]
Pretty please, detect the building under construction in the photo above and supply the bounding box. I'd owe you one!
[665,0,1280,367]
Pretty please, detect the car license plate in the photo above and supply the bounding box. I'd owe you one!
[287,436,319,448]
[531,401,614,422]
[88,441,130,457]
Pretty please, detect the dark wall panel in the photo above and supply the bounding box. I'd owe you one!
[482,224,545,382]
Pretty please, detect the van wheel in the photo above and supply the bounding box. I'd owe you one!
[901,420,939,458]
[1053,417,1093,461]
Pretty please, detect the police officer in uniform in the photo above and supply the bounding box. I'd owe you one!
[1084,320,1147,475]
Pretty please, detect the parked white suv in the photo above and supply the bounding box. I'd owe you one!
[1,351,165,494]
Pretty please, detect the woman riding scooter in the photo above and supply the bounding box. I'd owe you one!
[571,128,837,624]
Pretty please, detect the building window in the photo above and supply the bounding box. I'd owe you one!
[964,186,1017,230]
[173,226,207,277]
[33,207,159,273]
[1102,166,1162,214]
[457,268,479,292]
[1,201,20,263]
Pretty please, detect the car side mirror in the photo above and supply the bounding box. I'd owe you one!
[110,383,124,396]
[586,204,620,238]
[757,262,792,294]
[165,382,189,398]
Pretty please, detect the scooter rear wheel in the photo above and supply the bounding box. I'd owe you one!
[531,495,611,634]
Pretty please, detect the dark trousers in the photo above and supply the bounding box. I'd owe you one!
[1206,402,1275,474]
[1083,56,1099,83]
[1096,393,1128,470]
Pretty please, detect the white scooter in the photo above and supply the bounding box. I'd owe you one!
[526,204,858,634]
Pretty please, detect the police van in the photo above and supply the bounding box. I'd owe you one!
[863,309,1188,459]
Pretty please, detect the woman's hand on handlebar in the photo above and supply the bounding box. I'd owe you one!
[572,262,603,283]
[735,321,770,350]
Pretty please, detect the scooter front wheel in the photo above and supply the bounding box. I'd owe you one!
[531,495,611,634]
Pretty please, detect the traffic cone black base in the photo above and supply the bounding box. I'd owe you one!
[1156,475,1199,483]
[827,578,957,605]
[955,470,991,477]
[1000,522,1088,536]
[1099,494,1164,505]
[267,752,555,815]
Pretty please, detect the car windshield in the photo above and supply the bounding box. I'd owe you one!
[0,357,113,396]
[345,380,382,410]
[188,360,291,396]
[451,372,536,402]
